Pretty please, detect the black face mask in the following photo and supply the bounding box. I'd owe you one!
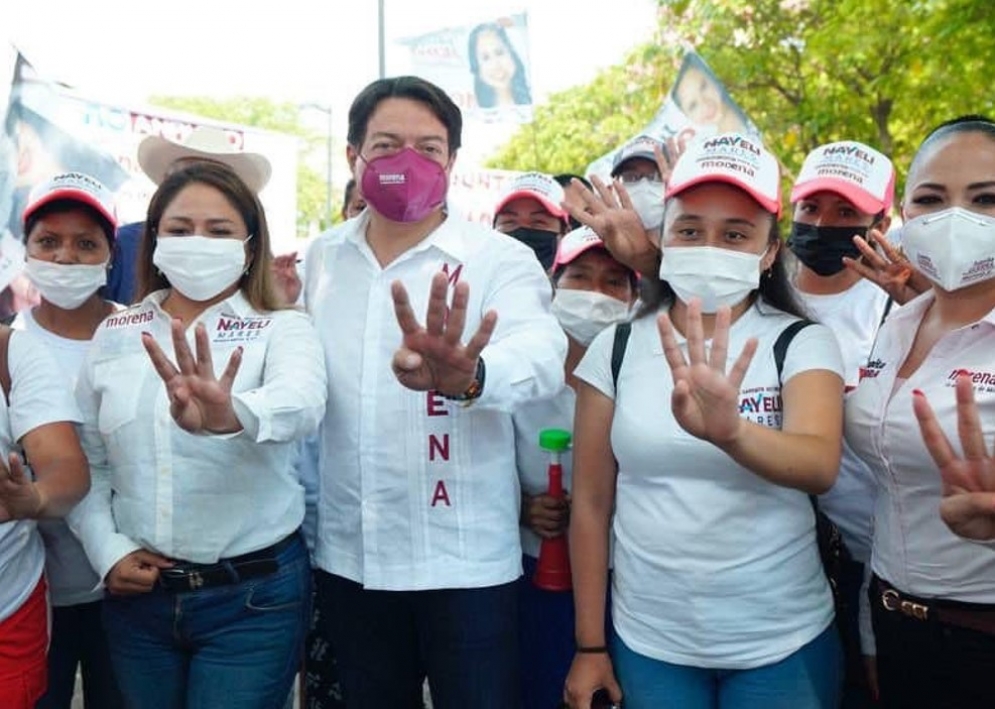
[787,222,868,276]
[506,227,559,272]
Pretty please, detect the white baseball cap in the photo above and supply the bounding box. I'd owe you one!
[493,171,568,221]
[666,133,782,216]
[611,135,664,177]
[791,141,895,215]
[23,171,118,232]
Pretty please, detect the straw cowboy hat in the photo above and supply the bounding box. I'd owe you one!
[137,125,272,193]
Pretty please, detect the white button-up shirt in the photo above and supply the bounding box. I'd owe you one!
[847,291,995,602]
[305,212,566,591]
[70,291,327,582]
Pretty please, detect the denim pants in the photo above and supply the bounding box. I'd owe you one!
[316,570,518,709]
[36,600,123,709]
[102,534,311,709]
[612,624,842,709]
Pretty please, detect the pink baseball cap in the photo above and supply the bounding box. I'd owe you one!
[493,171,568,221]
[790,141,895,215]
[552,225,636,277]
[666,133,782,216]
[23,171,118,231]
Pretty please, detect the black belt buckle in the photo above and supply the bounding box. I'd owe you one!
[160,564,219,591]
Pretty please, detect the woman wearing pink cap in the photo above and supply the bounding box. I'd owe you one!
[0,175,93,707]
[14,172,124,708]
[565,134,845,708]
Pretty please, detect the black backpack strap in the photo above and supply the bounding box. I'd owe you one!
[610,322,632,390]
[773,319,814,384]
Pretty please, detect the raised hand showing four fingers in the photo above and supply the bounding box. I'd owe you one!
[657,299,758,446]
[391,271,497,396]
[141,318,243,434]
[913,375,995,541]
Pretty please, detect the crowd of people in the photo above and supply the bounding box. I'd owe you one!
[0,73,993,709]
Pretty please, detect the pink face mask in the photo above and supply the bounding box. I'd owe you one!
[360,147,449,223]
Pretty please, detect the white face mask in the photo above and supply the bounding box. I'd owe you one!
[551,289,631,346]
[153,235,250,302]
[24,258,108,310]
[659,245,765,313]
[625,180,666,231]
[901,207,995,292]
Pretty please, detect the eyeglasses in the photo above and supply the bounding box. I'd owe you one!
[617,172,663,185]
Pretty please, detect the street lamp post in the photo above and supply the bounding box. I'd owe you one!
[300,102,333,225]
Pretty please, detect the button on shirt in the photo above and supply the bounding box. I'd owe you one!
[575,305,844,669]
[69,291,327,582]
[305,212,567,591]
[0,330,81,622]
[846,291,995,602]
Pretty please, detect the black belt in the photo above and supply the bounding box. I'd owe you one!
[873,575,995,637]
[158,534,297,593]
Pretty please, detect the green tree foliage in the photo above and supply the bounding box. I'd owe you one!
[148,95,330,234]
[492,0,994,195]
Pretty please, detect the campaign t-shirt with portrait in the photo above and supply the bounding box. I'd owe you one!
[575,303,844,669]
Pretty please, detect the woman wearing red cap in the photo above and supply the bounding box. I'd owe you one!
[14,172,124,708]
[0,174,93,708]
[565,134,845,709]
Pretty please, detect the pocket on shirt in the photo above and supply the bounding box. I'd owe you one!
[93,358,143,434]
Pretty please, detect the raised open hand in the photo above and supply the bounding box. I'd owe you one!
[657,299,758,446]
[142,319,243,434]
[564,176,658,277]
[843,228,931,305]
[391,271,497,396]
[913,375,995,541]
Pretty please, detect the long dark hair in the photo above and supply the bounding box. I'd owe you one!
[638,200,805,320]
[467,23,532,109]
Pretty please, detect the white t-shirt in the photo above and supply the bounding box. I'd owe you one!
[574,303,844,669]
[847,291,995,601]
[794,277,890,563]
[513,386,575,558]
[13,308,117,606]
[0,329,82,622]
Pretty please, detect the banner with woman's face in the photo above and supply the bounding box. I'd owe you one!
[587,51,759,180]
[397,13,534,125]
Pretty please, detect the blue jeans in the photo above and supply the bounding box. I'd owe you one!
[102,534,310,709]
[36,600,123,709]
[612,625,842,709]
[317,570,518,709]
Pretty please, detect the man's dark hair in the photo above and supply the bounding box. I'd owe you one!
[342,178,356,216]
[347,76,462,154]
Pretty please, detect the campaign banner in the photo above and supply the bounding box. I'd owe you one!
[587,51,760,180]
[397,12,534,125]
[0,51,300,313]
[447,164,522,225]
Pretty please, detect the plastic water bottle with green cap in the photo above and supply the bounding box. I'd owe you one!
[533,428,572,591]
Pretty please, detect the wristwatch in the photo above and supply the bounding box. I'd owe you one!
[442,358,485,403]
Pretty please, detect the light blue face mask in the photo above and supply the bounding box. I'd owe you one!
[624,179,666,231]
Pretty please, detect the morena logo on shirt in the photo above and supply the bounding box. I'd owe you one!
[104,310,154,329]
[859,358,886,381]
[947,368,995,391]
